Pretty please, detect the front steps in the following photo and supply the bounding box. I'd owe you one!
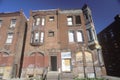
[46,71,74,80]
[60,72,74,80]
[47,71,59,80]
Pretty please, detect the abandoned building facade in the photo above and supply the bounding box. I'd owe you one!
[0,5,106,79]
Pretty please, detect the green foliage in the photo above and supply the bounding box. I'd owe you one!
[74,78,105,80]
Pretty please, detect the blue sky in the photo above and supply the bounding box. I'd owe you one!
[0,0,120,33]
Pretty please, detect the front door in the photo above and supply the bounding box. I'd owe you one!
[51,56,57,71]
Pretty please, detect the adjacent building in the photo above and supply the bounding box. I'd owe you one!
[0,4,106,79]
[98,14,120,77]
[0,10,27,79]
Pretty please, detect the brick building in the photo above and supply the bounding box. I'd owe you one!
[21,5,106,79]
[0,10,27,79]
[98,14,120,77]
[0,5,106,79]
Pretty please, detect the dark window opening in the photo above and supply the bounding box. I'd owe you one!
[87,29,93,41]
[28,75,34,78]
[0,20,2,27]
[48,31,54,37]
[49,16,54,21]
[85,14,88,19]
[75,16,81,24]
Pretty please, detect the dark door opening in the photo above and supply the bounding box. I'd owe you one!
[51,56,57,71]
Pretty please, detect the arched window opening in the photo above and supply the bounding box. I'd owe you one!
[85,52,93,63]
[76,52,83,62]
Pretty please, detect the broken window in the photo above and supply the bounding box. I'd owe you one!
[10,19,16,28]
[31,31,44,45]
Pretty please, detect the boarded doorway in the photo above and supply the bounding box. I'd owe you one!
[51,56,57,71]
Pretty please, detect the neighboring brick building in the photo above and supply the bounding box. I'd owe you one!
[21,4,106,79]
[98,14,120,77]
[0,10,27,79]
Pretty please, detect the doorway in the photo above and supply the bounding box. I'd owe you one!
[51,56,57,71]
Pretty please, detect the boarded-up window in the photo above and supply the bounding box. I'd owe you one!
[85,52,92,63]
[76,52,83,62]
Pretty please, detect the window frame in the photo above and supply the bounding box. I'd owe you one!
[34,17,45,26]
[6,33,14,44]
[10,19,16,28]
[0,20,2,28]
[49,16,54,21]
[31,31,44,45]
[87,29,93,42]
[76,30,84,42]
[67,16,73,26]
[68,30,75,42]
[35,18,40,26]
[75,15,81,25]
[48,31,54,37]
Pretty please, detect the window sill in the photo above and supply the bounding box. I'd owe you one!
[30,43,43,46]
[75,24,81,26]
[9,27,15,30]
[67,25,73,27]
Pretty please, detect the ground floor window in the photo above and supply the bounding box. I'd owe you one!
[61,52,71,72]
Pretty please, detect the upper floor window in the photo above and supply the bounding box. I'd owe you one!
[67,16,73,26]
[34,17,45,26]
[41,18,45,26]
[48,31,54,37]
[34,32,39,43]
[31,31,44,45]
[87,29,93,41]
[75,16,81,25]
[76,30,84,42]
[84,13,93,23]
[6,33,13,44]
[40,32,44,43]
[0,20,2,28]
[10,19,16,28]
[68,30,75,42]
[85,14,88,19]
[109,30,114,38]
[49,16,54,21]
[36,18,40,25]
[68,30,84,43]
